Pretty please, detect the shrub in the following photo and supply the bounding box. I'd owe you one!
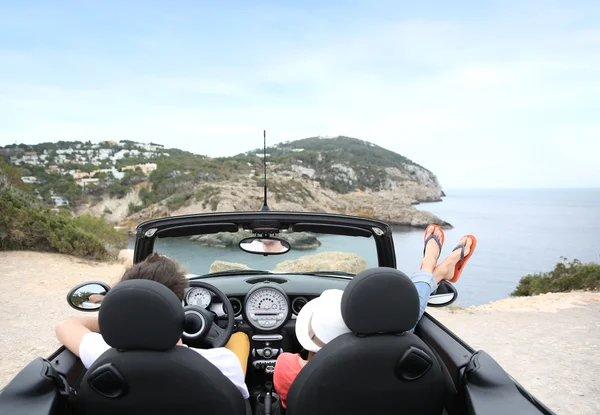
[128,202,144,215]
[71,215,127,252]
[166,192,193,210]
[512,257,600,296]
[70,291,93,306]
[0,181,125,260]
[195,185,219,201]
[209,196,220,211]
[271,179,314,203]
[107,182,128,198]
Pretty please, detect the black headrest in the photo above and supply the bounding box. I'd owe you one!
[341,267,420,335]
[99,279,184,351]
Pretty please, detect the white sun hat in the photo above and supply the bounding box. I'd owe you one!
[295,289,351,352]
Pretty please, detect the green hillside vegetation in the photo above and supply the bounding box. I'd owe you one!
[70,291,94,306]
[0,161,126,260]
[245,136,421,169]
[512,257,600,296]
[241,136,435,193]
[2,136,439,213]
[23,164,83,203]
[283,136,416,167]
[2,142,255,211]
[128,151,252,212]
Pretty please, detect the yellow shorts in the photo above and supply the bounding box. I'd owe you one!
[224,332,250,377]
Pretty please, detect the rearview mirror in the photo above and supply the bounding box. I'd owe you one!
[67,281,111,312]
[427,280,458,307]
[239,237,291,255]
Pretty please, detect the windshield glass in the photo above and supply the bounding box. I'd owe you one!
[153,230,377,276]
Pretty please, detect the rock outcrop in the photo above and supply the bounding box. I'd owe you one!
[274,252,368,274]
[208,260,252,274]
[76,183,147,223]
[152,176,450,230]
[206,252,369,275]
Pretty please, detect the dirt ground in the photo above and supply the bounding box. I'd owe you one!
[428,293,600,415]
[0,251,126,391]
[1,251,598,414]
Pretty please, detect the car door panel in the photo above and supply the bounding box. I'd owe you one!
[417,314,555,415]
[48,346,85,388]
[464,351,554,415]
[0,357,67,415]
[416,313,473,385]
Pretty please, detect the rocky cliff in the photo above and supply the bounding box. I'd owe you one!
[81,136,449,229]
[123,174,449,229]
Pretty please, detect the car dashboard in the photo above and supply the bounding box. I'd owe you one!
[182,273,351,374]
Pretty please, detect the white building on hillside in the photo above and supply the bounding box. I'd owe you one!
[22,152,39,164]
[50,195,69,206]
[76,178,100,187]
[98,148,112,158]
[21,176,38,184]
[110,167,125,180]
[143,143,164,151]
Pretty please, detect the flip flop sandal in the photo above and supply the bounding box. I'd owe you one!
[423,224,445,261]
[450,235,477,283]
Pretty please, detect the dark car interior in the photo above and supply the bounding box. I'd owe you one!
[0,212,555,415]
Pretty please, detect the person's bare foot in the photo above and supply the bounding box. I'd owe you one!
[421,225,443,273]
[433,236,473,283]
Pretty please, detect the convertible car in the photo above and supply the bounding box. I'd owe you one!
[0,211,555,415]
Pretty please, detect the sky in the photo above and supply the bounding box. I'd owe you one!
[1,0,599,188]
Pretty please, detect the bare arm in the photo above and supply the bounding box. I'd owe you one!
[88,294,105,303]
[55,317,100,357]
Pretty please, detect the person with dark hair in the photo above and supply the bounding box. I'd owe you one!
[55,253,250,399]
[119,253,190,301]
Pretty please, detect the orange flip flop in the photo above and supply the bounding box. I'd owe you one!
[450,235,477,283]
[423,224,445,261]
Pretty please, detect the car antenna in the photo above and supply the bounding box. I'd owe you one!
[260,130,270,211]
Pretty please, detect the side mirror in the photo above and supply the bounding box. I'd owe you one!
[239,237,291,255]
[67,281,111,312]
[427,280,458,307]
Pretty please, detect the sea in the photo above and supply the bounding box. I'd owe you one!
[132,189,600,307]
[395,189,600,306]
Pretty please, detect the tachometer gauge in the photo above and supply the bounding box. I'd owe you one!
[185,287,212,308]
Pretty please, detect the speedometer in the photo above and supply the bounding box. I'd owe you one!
[185,287,211,308]
[244,286,290,330]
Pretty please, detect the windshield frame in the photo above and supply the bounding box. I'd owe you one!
[134,211,396,269]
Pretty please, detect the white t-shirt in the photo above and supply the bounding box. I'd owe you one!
[79,333,249,399]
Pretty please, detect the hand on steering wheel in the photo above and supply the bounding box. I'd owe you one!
[182,281,235,348]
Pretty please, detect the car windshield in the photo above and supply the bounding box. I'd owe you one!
[153,230,378,276]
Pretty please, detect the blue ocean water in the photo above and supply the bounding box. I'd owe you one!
[393,189,600,306]
[134,189,600,307]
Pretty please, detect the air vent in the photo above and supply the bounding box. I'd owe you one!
[245,277,288,285]
[230,298,242,316]
[291,297,308,315]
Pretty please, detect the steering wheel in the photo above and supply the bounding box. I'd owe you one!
[182,281,235,348]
